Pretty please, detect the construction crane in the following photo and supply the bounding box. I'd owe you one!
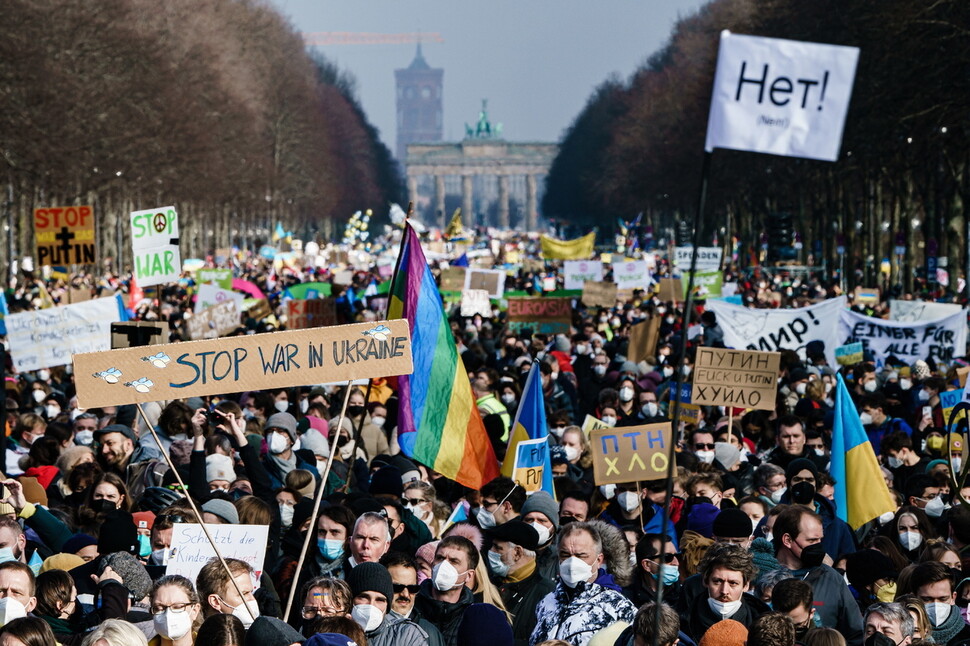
[302,32,444,46]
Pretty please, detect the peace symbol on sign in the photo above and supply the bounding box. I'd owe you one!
[153,213,167,233]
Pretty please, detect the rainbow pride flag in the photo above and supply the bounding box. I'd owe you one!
[831,373,895,528]
[388,224,500,489]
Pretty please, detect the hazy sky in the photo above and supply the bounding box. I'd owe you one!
[271,0,710,154]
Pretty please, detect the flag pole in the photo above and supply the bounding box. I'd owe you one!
[656,151,712,619]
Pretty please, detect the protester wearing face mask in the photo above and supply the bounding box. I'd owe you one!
[332,388,388,462]
[772,507,864,644]
[0,561,38,630]
[905,474,946,517]
[197,557,261,629]
[863,602,915,646]
[404,482,444,538]
[884,508,934,560]
[519,491,561,581]
[615,376,639,422]
[259,412,320,491]
[345,562,429,646]
[860,394,914,457]
[911,561,970,645]
[34,566,128,644]
[778,459,856,560]
[531,522,635,646]
[625,533,681,608]
[682,543,767,641]
[411,536,478,646]
[146,575,201,646]
[691,430,718,466]
[845,549,899,612]
[754,464,788,509]
[484,520,553,644]
[881,432,929,493]
[770,579,822,643]
[476,477,523,532]
[5,414,46,477]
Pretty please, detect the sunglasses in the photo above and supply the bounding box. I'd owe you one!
[156,514,186,524]
[646,553,680,563]
[694,443,715,450]
[392,583,421,594]
[403,497,427,506]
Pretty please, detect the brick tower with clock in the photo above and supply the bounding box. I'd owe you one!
[395,44,443,161]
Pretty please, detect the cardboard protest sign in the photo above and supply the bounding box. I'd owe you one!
[197,268,232,290]
[73,320,412,408]
[7,295,125,371]
[674,247,722,272]
[627,317,661,364]
[460,290,492,318]
[464,269,506,298]
[706,296,845,366]
[333,270,354,286]
[658,278,683,303]
[68,287,91,304]
[286,299,337,330]
[834,342,863,366]
[507,297,572,335]
[705,31,860,162]
[439,267,466,293]
[692,348,779,410]
[131,206,181,287]
[243,298,272,321]
[838,309,968,365]
[512,438,548,492]
[187,301,241,340]
[889,300,963,323]
[590,423,673,485]
[582,415,611,436]
[166,523,269,584]
[563,261,604,291]
[112,322,165,349]
[195,284,244,314]
[959,366,970,389]
[34,206,96,266]
[854,287,880,306]
[614,260,650,290]
[582,281,617,308]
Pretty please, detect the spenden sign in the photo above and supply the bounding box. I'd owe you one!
[131,206,181,287]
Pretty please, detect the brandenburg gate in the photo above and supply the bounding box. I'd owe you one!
[404,103,557,230]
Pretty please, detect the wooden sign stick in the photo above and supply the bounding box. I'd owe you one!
[283,382,354,620]
[134,403,255,621]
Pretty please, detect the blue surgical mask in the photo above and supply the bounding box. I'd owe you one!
[138,534,152,558]
[318,538,344,561]
[656,563,679,586]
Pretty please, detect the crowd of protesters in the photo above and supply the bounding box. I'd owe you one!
[0,251,969,646]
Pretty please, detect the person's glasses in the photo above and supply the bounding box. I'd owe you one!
[694,443,715,450]
[646,553,680,563]
[403,497,427,506]
[151,602,193,615]
[156,514,186,524]
[302,606,340,618]
[481,500,500,510]
[392,583,421,594]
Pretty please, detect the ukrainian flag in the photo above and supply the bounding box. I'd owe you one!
[831,374,896,528]
[501,361,555,499]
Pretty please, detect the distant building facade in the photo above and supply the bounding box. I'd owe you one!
[395,44,443,161]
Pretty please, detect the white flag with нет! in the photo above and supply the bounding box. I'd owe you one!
[704,31,860,162]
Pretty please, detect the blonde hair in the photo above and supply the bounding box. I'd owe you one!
[473,557,513,624]
[80,618,149,646]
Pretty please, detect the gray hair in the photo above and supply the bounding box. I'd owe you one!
[865,602,915,639]
[559,521,603,557]
[754,567,794,600]
[355,511,392,542]
[754,463,785,490]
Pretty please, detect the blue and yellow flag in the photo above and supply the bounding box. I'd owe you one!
[501,361,555,498]
[831,374,896,528]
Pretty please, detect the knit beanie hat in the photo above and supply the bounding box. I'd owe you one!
[101,551,152,601]
[202,499,239,525]
[346,562,394,603]
[369,466,404,498]
[265,412,298,442]
[40,553,85,573]
[245,615,307,646]
[62,534,97,556]
[520,491,560,531]
[457,603,514,646]
[699,619,748,646]
[300,428,330,458]
[206,453,236,484]
[785,458,818,483]
[712,508,754,540]
[686,502,720,538]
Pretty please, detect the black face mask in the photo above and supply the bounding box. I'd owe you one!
[90,499,117,514]
[347,405,365,418]
[559,516,577,527]
[864,632,897,646]
[336,435,350,447]
[790,481,816,505]
[799,542,826,568]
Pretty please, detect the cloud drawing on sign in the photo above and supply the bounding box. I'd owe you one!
[124,377,154,393]
[362,324,390,341]
[93,368,122,384]
[142,352,171,368]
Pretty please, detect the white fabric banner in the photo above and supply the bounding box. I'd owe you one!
[889,299,963,323]
[673,246,722,272]
[839,309,968,366]
[705,296,846,366]
[563,260,603,291]
[613,260,651,290]
[6,295,125,371]
[704,31,860,162]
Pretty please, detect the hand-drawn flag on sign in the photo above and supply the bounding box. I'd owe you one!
[705,31,860,162]
[501,361,555,498]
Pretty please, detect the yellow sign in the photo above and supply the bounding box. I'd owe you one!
[540,233,595,260]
